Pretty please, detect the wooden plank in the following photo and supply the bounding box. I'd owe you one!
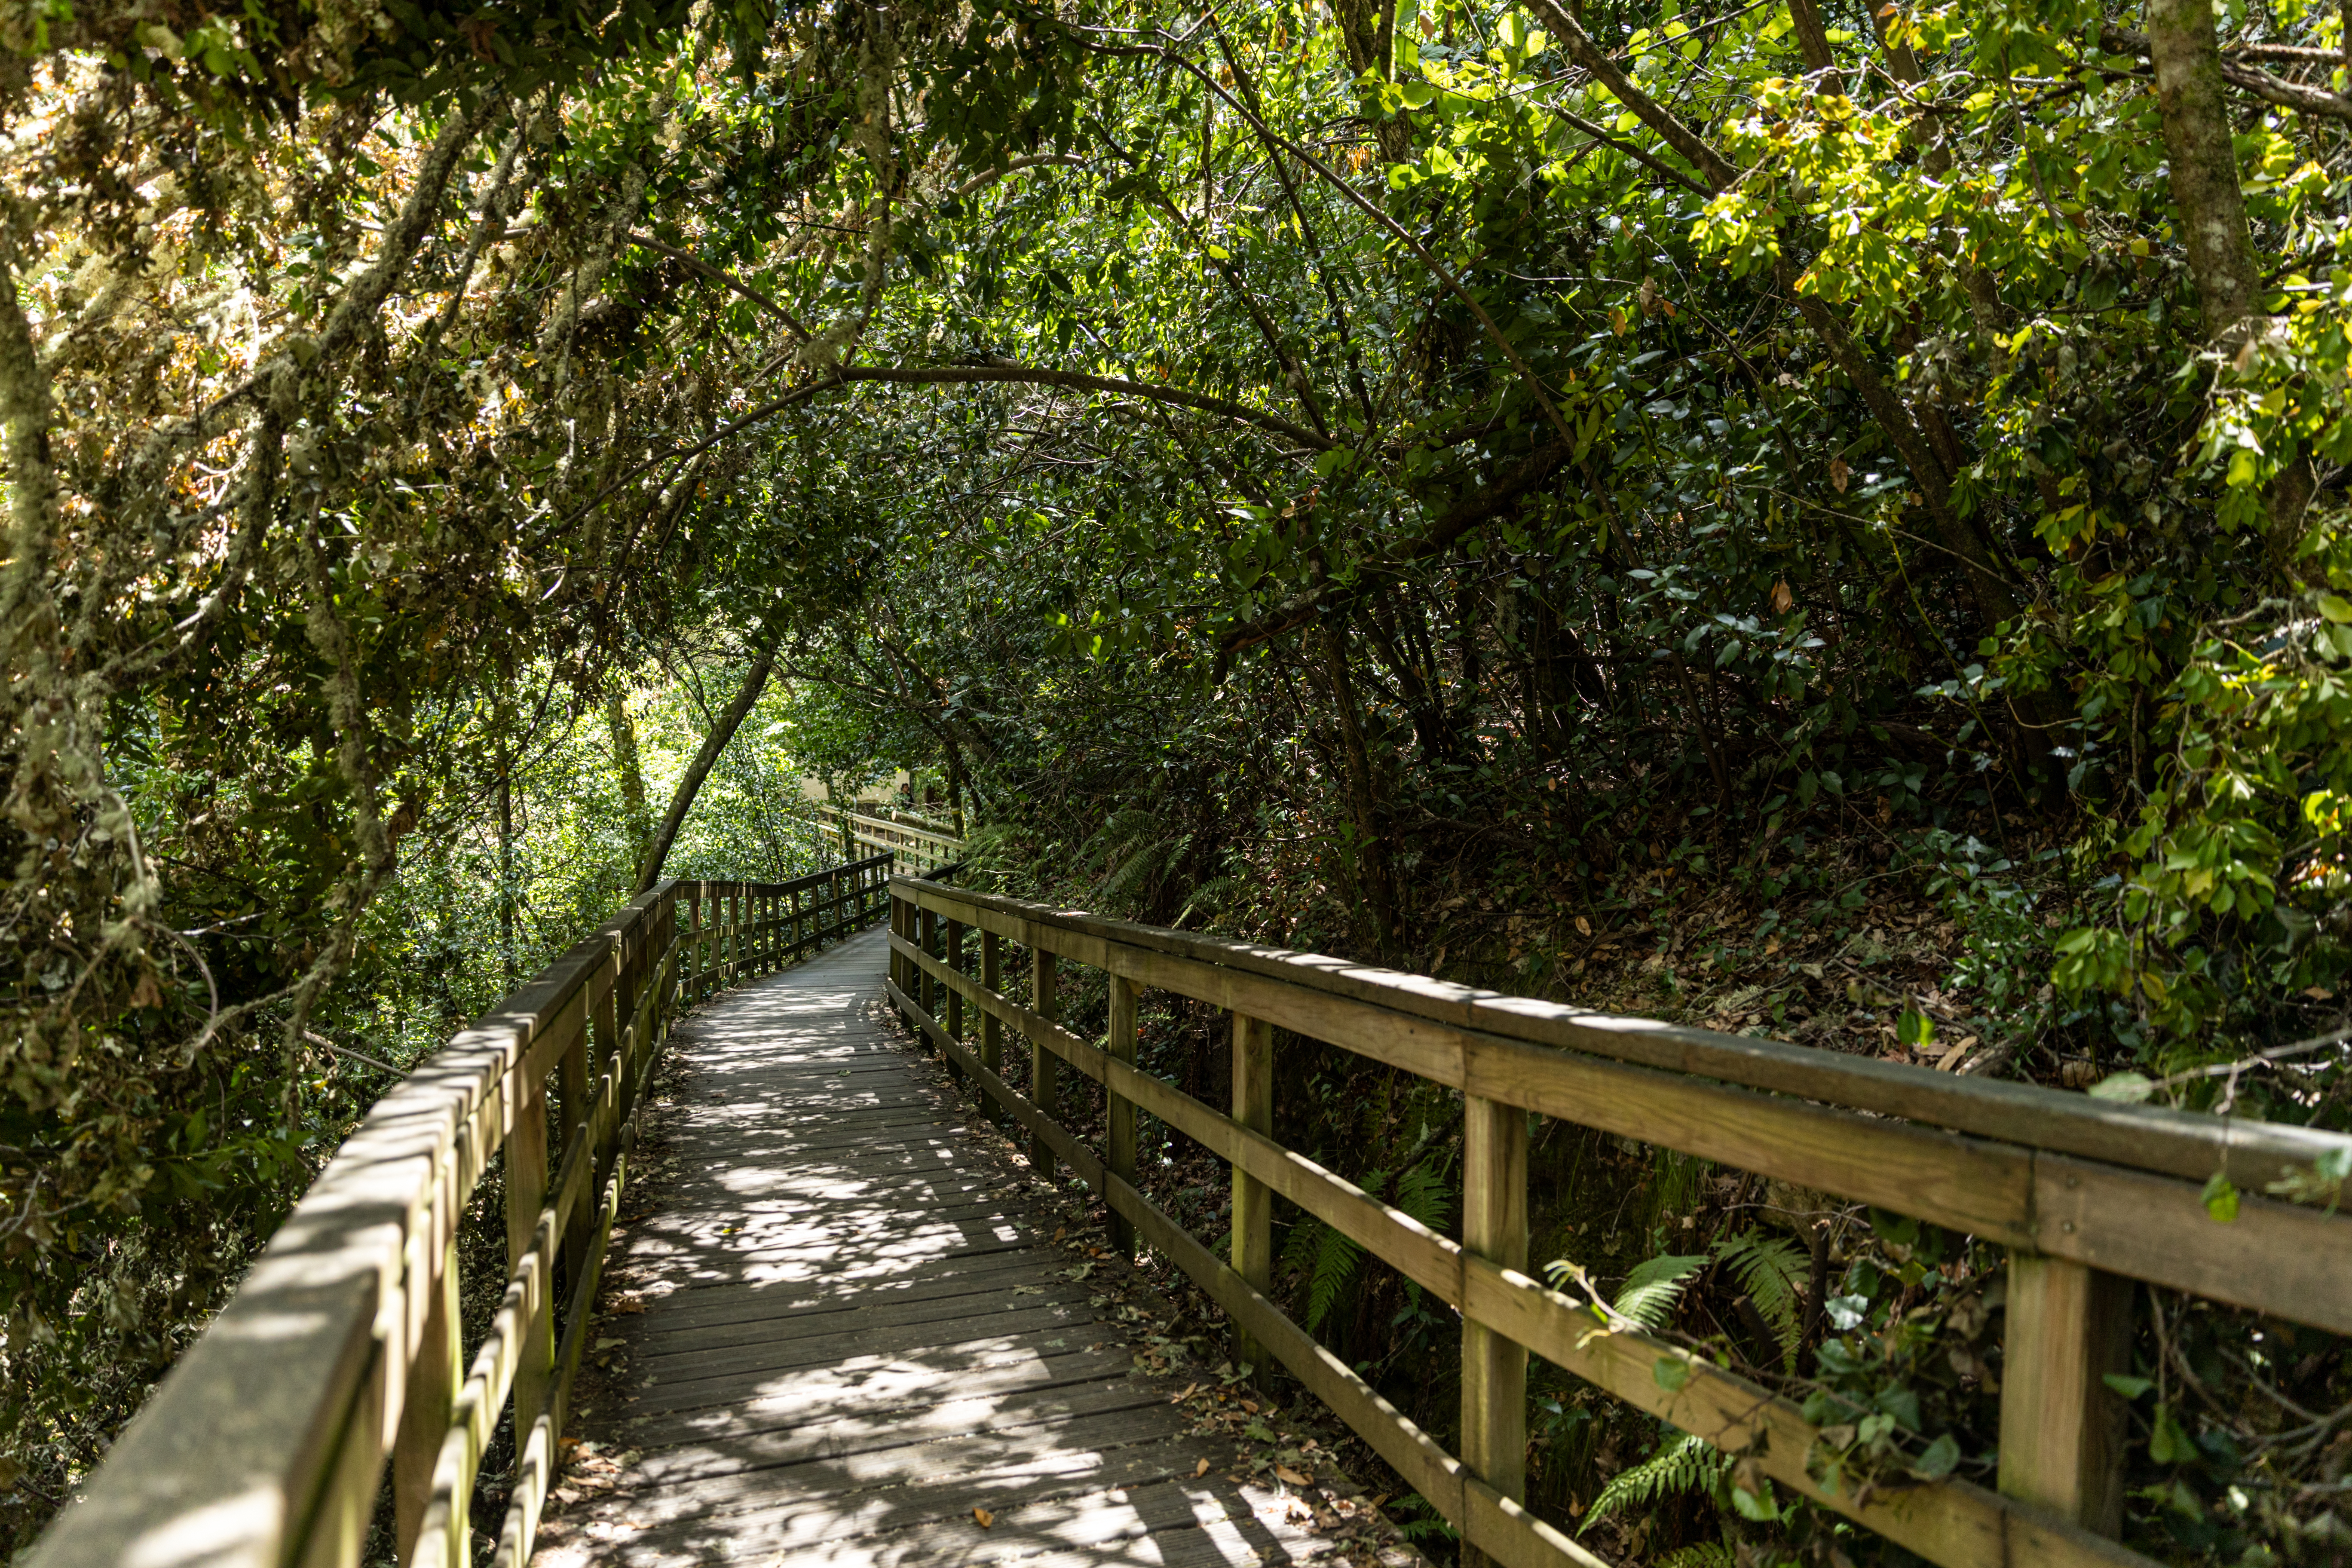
[2030,1151,2352,1336]
[1460,1091,1528,1568]
[1232,1013,1273,1378]
[1999,1254,2133,1536]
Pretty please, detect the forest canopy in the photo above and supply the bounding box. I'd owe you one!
[5,0,2352,1553]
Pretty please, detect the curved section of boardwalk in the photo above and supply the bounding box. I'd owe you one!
[542,928,1338,1568]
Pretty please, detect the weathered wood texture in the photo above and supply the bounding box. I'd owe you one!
[539,929,1343,1568]
[25,856,894,1568]
[886,877,2352,1568]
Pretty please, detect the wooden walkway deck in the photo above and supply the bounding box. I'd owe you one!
[538,927,1363,1568]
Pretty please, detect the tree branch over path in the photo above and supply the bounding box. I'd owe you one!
[1213,438,1571,674]
[635,625,781,894]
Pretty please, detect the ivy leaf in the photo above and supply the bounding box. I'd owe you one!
[2200,1172,2240,1224]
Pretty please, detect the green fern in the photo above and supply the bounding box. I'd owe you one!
[1614,1253,1708,1330]
[1305,1222,1363,1332]
[1713,1231,1808,1370]
[1392,1159,1453,1234]
[1280,1216,1365,1334]
[1657,1544,1735,1568]
[1580,1431,1731,1533]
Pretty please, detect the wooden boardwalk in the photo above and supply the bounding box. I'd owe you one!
[539,928,1358,1568]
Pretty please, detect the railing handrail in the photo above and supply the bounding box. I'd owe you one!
[816,804,964,853]
[28,854,895,1568]
[886,876,2352,1568]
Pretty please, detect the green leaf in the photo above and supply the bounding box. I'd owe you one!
[1895,1005,1933,1047]
[2319,593,2352,624]
[2103,1374,2154,1399]
[1908,1432,1960,1479]
[2086,1071,2154,1102]
[1651,1355,1691,1392]
[2200,1172,2240,1223]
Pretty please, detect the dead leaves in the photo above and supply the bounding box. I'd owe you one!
[973,1507,995,1528]
[1274,1464,1312,1487]
[1194,1458,1212,1477]
[1829,455,1851,493]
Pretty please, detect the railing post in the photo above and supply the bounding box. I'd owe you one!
[1031,949,1059,1182]
[918,904,939,1044]
[392,1232,458,1565]
[1461,1093,1528,1568]
[505,1064,555,1465]
[1999,1253,2133,1535]
[1107,973,1138,1260]
[1231,1012,1273,1375]
[980,929,1004,1123]
[944,916,967,1085]
[557,1015,592,1299]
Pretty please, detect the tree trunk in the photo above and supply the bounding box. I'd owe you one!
[606,690,652,872]
[2147,0,2263,338]
[634,641,779,895]
[2147,0,2317,566]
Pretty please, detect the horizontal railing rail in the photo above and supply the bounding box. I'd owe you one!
[886,877,2352,1568]
[27,854,894,1568]
[816,804,963,873]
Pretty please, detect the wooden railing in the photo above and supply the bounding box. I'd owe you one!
[817,804,963,873]
[26,854,893,1568]
[887,877,2352,1568]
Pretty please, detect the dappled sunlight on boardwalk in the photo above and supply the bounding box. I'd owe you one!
[537,930,1338,1568]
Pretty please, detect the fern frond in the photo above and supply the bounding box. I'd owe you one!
[1614,1253,1708,1331]
[1580,1432,1730,1533]
[1657,1544,1735,1568]
[1306,1222,1363,1332]
[1713,1231,1808,1370]
[1393,1159,1454,1234]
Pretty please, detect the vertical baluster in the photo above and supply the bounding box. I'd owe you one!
[980,929,1003,1123]
[1107,974,1138,1259]
[392,1228,458,1566]
[556,1012,592,1303]
[945,917,966,1084]
[1460,1094,1528,1568]
[1031,949,1059,1182]
[1231,1013,1273,1375]
[919,905,939,1042]
[1999,1253,2132,1535]
[505,1065,554,1466]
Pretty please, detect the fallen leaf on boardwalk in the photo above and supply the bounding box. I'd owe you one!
[594,1337,625,1352]
[1172,1384,1200,1403]
[1011,1285,1044,1295]
[1195,1459,1211,1477]
[973,1508,995,1528]
[1276,1466,1311,1487]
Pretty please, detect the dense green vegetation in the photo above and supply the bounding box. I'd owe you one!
[4,0,2352,1555]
